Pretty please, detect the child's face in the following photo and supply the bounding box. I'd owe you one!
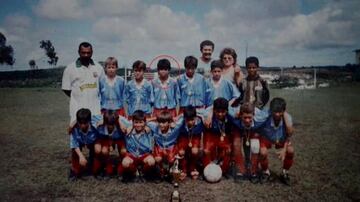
[214,109,227,121]
[247,63,258,78]
[133,120,146,133]
[185,118,196,129]
[211,67,222,81]
[222,54,234,67]
[158,68,169,80]
[272,111,284,123]
[78,122,90,133]
[240,112,254,128]
[185,67,196,78]
[134,68,144,81]
[159,121,170,134]
[201,45,214,60]
[106,62,117,78]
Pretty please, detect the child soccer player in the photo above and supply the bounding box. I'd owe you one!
[125,60,154,118]
[152,59,180,118]
[99,57,126,116]
[203,97,242,177]
[68,108,99,181]
[93,110,126,180]
[235,56,269,109]
[119,110,156,182]
[177,56,212,114]
[147,110,183,180]
[208,60,240,105]
[259,97,294,185]
[177,106,204,180]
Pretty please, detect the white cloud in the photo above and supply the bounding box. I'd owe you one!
[34,0,86,20]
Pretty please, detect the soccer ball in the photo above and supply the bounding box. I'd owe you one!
[203,163,222,183]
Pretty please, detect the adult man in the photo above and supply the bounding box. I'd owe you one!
[198,40,214,78]
[62,42,104,123]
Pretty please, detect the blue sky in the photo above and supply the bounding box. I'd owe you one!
[1,0,359,70]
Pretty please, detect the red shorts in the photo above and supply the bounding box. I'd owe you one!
[177,135,201,151]
[178,106,204,114]
[154,145,177,163]
[203,131,232,151]
[125,153,152,164]
[152,108,177,118]
[260,137,290,149]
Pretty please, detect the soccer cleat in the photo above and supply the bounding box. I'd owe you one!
[68,169,78,182]
[250,174,260,184]
[260,170,271,183]
[279,172,291,186]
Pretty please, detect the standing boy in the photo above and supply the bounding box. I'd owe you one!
[235,56,269,109]
[258,97,294,185]
[99,57,126,116]
[152,59,180,118]
[208,60,240,106]
[177,56,212,114]
[125,60,154,118]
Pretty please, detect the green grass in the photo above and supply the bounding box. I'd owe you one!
[0,84,359,201]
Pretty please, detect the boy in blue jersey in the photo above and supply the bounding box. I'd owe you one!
[177,106,204,180]
[99,57,126,116]
[93,110,126,180]
[177,56,212,114]
[119,110,156,182]
[125,60,154,118]
[147,110,183,180]
[208,60,240,105]
[259,97,294,185]
[152,59,180,118]
[203,97,241,176]
[68,108,99,181]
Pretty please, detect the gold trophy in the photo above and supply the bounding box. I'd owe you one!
[170,154,182,202]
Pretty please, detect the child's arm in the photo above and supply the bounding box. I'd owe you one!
[276,142,288,161]
[118,116,132,134]
[283,112,294,137]
[74,148,87,166]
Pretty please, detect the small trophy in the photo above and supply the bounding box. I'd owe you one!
[170,154,182,185]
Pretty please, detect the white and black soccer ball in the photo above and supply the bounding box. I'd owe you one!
[203,163,222,183]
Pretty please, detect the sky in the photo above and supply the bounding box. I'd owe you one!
[0,0,359,71]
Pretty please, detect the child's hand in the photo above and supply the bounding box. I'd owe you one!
[145,126,151,133]
[170,122,176,128]
[276,148,286,161]
[204,117,212,128]
[126,127,132,135]
[79,156,88,166]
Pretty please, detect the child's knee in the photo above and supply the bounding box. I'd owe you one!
[191,147,199,156]
[155,156,162,163]
[286,145,294,155]
[178,149,185,156]
[122,157,133,168]
[250,139,260,154]
[144,155,155,166]
[120,148,127,156]
[260,147,268,156]
[94,144,102,154]
[203,149,211,155]
[101,147,109,155]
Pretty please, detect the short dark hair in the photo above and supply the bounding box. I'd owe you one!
[200,40,214,51]
[184,56,198,69]
[132,60,146,71]
[103,110,119,125]
[157,59,171,71]
[156,110,172,123]
[270,97,286,113]
[213,97,228,111]
[132,110,146,122]
[78,42,92,52]
[183,105,197,120]
[220,48,237,66]
[210,60,224,71]
[240,102,255,114]
[245,56,259,67]
[76,108,91,123]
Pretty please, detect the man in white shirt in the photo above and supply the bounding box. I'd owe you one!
[198,40,215,78]
[62,42,104,123]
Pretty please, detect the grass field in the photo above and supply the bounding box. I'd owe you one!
[0,84,359,201]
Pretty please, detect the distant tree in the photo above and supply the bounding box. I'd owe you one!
[29,59,37,69]
[0,32,15,66]
[40,40,58,66]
